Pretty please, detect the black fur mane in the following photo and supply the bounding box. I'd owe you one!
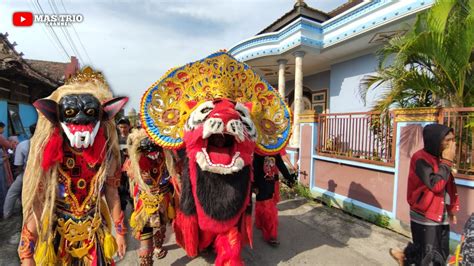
[196,164,251,221]
[179,156,196,216]
[179,156,251,221]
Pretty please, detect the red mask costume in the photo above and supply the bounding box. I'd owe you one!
[178,99,256,265]
[140,52,292,266]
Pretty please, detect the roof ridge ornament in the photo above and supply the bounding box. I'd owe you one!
[295,0,307,7]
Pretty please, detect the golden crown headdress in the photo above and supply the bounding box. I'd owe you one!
[65,66,108,87]
[140,51,292,155]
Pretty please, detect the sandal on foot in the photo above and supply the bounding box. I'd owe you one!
[389,248,404,266]
[154,248,168,259]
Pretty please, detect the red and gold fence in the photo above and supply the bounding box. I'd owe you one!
[439,107,474,177]
[315,107,473,176]
[317,111,395,166]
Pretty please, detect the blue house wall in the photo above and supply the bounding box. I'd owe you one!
[305,70,330,92]
[0,101,7,138]
[284,70,330,96]
[282,53,390,114]
[0,100,38,139]
[19,103,38,129]
[329,53,379,114]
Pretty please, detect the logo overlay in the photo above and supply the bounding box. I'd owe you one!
[34,14,84,26]
[12,12,84,27]
[13,12,33,27]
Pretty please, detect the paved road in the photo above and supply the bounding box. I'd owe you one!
[0,198,408,266]
[117,198,408,266]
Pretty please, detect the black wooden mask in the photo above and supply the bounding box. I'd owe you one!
[34,93,128,149]
[138,137,163,160]
[58,94,101,125]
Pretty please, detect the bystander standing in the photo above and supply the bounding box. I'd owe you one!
[3,124,35,219]
[390,124,460,265]
[117,117,133,211]
[0,122,17,218]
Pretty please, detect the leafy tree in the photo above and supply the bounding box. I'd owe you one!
[359,0,474,114]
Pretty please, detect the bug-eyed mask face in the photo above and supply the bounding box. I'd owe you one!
[34,93,128,149]
[58,94,101,149]
[138,138,163,160]
[58,94,101,124]
[183,99,256,175]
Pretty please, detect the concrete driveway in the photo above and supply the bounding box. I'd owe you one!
[117,198,408,266]
[0,198,408,265]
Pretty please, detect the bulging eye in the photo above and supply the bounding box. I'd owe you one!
[201,107,213,114]
[86,108,96,116]
[65,109,76,117]
[237,109,246,118]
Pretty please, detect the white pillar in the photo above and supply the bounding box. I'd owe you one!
[277,59,288,100]
[290,51,305,147]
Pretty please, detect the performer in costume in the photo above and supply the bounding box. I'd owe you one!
[253,152,296,246]
[124,129,176,265]
[140,51,292,265]
[19,67,128,265]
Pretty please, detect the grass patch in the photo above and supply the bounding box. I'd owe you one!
[279,183,313,201]
[294,183,312,200]
[370,213,391,229]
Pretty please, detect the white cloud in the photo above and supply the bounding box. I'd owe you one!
[1,0,346,112]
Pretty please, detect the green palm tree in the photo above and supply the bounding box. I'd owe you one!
[359,0,474,114]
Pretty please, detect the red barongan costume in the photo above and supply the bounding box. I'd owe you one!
[140,52,292,265]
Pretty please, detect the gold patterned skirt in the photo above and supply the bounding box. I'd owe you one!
[34,199,117,266]
[130,185,175,239]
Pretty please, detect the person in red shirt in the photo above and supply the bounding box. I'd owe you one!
[390,124,459,265]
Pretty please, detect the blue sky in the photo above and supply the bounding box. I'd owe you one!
[1,0,347,112]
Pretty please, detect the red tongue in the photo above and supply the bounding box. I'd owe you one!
[207,146,232,165]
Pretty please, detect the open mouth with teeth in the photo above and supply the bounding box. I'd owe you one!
[146,151,160,160]
[61,122,100,149]
[196,133,244,174]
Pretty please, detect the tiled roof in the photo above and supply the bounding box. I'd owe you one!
[328,0,364,17]
[257,0,364,35]
[258,1,330,34]
[0,33,61,87]
[25,59,68,83]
